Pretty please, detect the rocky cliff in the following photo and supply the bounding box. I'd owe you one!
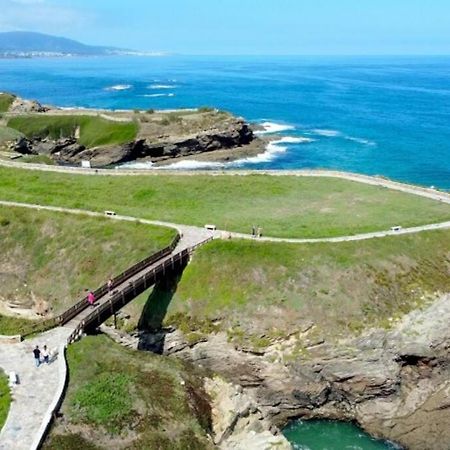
[104,294,450,450]
[12,117,256,167]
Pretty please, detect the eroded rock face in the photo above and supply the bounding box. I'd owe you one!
[12,118,255,167]
[119,294,450,450]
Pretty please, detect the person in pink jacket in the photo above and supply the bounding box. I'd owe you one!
[87,290,96,307]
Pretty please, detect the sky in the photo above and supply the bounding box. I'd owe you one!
[0,0,450,55]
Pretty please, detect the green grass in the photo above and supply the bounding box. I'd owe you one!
[7,115,138,148]
[0,125,23,144]
[0,94,15,113]
[0,370,11,431]
[162,229,450,341]
[44,335,212,449]
[0,205,176,323]
[0,168,449,238]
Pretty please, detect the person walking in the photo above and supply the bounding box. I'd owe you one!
[33,345,41,367]
[107,278,113,293]
[42,345,50,364]
[87,290,96,307]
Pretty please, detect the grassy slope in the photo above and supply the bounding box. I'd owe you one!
[7,115,138,147]
[159,230,450,343]
[44,335,212,450]
[0,168,449,238]
[0,370,11,431]
[0,94,15,113]
[0,126,23,145]
[0,205,176,331]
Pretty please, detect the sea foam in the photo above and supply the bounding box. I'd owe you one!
[148,84,178,89]
[143,93,175,98]
[105,84,132,91]
[255,121,295,134]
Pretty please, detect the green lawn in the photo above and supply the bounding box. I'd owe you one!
[0,94,15,113]
[7,115,138,148]
[0,168,449,238]
[159,229,450,343]
[0,370,11,431]
[0,205,176,327]
[44,335,212,450]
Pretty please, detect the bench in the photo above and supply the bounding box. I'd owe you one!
[204,224,216,231]
[8,371,18,387]
[104,210,117,216]
[390,226,402,232]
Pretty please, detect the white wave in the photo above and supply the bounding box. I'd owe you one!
[105,84,132,91]
[120,161,155,169]
[345,136,376,146]
[312,128,341,137]
[255,121,295,135]
[143,93,175,98]
[148,84,177,89]
[276,136,315,144]
[232,140,288,165]
[156,160,226,170]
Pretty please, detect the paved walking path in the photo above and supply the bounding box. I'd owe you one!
[0,199,449,245]
[0,327,73,450]
[0,227,209,450]
[0,160,449,201]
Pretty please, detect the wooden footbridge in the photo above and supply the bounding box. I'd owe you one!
[50,232,212,344]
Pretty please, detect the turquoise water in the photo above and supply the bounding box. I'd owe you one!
[283,420,400,450]
[0,55,449,188]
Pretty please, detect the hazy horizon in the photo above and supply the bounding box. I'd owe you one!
[1,0,450,56]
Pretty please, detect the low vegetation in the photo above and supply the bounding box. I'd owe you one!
[0,125,23,145]
[0,370,11,430]
[0,205,176,328]
[0,168,449,238]
[43,335,212,450]
[0,93,15,113]
[7,115,138,148]
[161,229,450,342]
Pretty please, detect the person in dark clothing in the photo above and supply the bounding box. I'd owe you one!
[33,345,41,367]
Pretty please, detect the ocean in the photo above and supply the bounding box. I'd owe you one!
[0,55,449,189]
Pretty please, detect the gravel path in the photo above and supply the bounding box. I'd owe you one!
[0,199,448,244]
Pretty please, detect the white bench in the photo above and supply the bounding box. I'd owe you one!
[204,224,216,231]
[390,226,402,232]
[8,371,18,387]
[104,210,117,216]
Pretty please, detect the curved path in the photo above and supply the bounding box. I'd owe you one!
[0,159,449,203]
[0,225,211,450]
[0,199,449,245]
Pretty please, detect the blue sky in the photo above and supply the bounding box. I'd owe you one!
[1,0,450,55]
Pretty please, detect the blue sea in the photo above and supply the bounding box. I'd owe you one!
[0,55,449,189]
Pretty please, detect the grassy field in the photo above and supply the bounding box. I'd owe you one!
[0,168,449,238]
[0,126,23,145]
[155,229,450,345]
[0,370,11,431]
[7,115,138,148]
[0,205,176,330]
[44,335,212,450]
[0,94,15,113]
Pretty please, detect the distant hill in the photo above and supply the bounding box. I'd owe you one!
[0,31,139,57]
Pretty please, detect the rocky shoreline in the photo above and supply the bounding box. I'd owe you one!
[3,94,268,167]
[101,293,450,450]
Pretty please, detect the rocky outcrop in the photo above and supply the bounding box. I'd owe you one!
[9,97,48,113]
[105,294,450,449]
[12,118,255,167]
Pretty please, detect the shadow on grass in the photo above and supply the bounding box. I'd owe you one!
[137,262,186,353]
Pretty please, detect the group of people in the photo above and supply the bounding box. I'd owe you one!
[87,278,114,308]
[251,225,263,238]
[32,345,50,368]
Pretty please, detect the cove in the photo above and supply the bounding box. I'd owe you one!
[283,420,401,450]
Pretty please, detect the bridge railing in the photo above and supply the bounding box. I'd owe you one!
[66,248,190,344]
[58,233,180,326]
